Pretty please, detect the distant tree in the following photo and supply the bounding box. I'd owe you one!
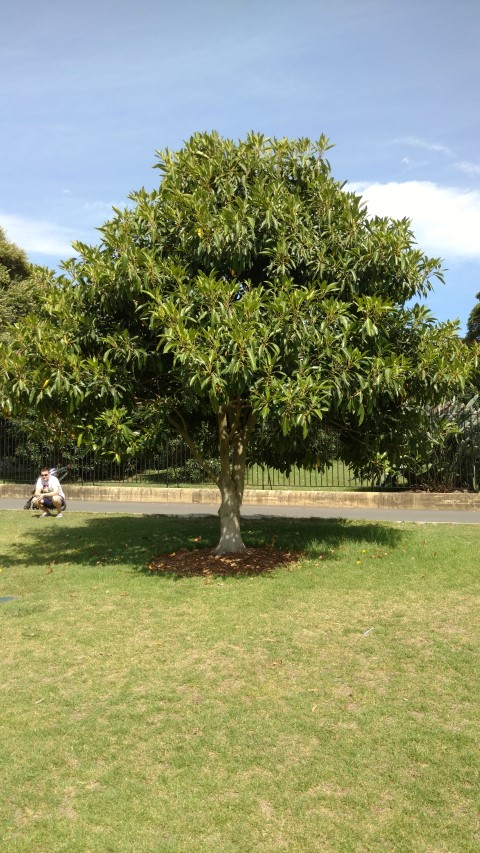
[0,226,51,341]
[465,291,480,345]
[0,226,32,335]
[0,133,475,551]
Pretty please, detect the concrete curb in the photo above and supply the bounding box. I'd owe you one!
[2,483,479,511]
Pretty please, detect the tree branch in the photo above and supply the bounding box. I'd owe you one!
[167,411,219,484]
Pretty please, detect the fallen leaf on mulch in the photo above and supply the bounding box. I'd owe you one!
[147,546,300,578]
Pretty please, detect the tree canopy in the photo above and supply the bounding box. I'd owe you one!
[465,291,480,345]
[464,291,480,398]
[0,226,51,342]
[0,226,32,338]
[0,132,475,551]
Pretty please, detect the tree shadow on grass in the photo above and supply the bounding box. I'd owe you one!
[0,512,406,580]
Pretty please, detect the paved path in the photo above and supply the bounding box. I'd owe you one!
[1,497,479,524]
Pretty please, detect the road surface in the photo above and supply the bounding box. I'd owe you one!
[1,497,479,524]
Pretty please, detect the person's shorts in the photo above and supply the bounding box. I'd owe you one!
[42,496,66,510]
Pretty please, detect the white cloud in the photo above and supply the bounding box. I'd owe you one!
[394,136,453,157]
[349,181,480,259]
[81,200,118,214]
[0,212,78,256]
[454,160,480,177]
[400,155,429,170]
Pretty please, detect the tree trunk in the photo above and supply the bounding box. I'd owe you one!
[215,475,246,554]
[169,404,254,555]
[214,405,251,554]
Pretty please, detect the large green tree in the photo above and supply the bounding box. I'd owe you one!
[0,226,34,339]
[465,291,480,345]
[464,291,480,401]
[0,227,55,445]
[0,225,53,342]
[0,133,474,551]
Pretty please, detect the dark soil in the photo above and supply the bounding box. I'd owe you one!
[147,546,300,578]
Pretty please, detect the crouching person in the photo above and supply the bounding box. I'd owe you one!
[32,466,66,518]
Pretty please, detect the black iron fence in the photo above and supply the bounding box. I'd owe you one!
[1,410,479,491]
[0,422,204,488]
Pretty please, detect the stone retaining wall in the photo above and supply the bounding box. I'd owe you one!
[2,483,479,511]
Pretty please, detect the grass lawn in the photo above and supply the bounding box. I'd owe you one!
[0,510,479,852]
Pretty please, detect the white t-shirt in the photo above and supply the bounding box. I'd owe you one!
[35,474,65,499]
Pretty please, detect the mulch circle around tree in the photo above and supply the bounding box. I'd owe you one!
[147,546,300,578]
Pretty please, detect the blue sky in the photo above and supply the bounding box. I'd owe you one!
[1,0,479,331]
